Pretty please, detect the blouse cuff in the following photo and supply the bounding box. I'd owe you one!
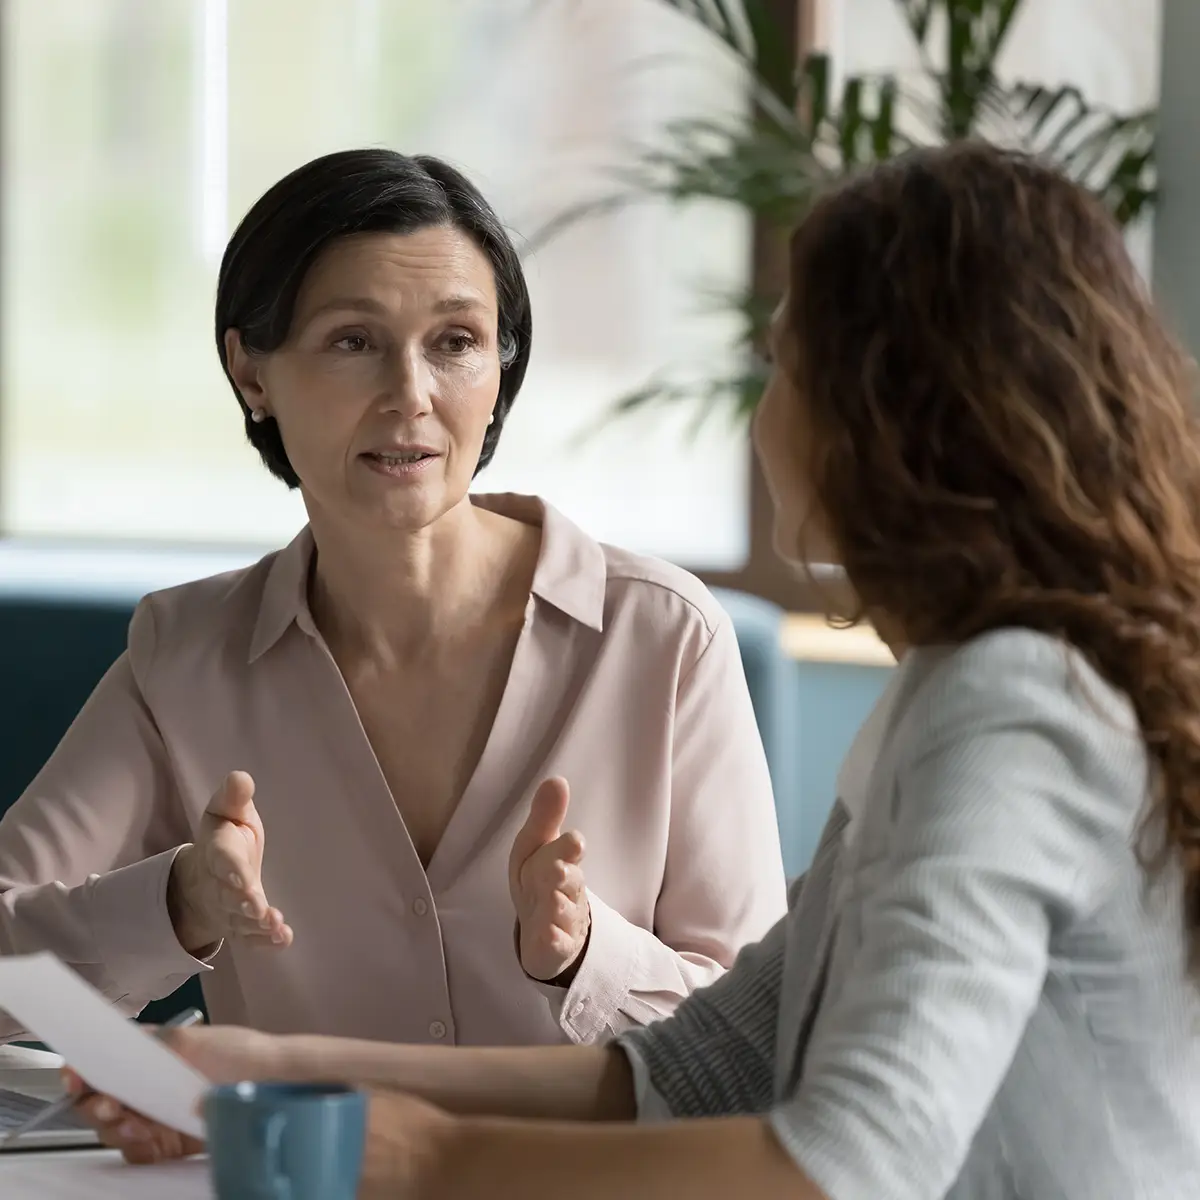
[534,889,641,1044]
[87,847,218,997]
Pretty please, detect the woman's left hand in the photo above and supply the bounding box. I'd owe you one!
[508,776,591,983]
[62,1023,286,1163]
[64,1075,206,1164]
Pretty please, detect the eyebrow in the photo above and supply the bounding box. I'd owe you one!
[301,294,490,322]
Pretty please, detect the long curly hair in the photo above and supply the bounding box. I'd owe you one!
[787,141,1200,965]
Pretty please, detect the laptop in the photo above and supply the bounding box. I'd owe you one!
[0,1044,98,1152]
[0,1085,98,1151]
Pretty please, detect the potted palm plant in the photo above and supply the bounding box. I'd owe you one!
[539,0,1157,426]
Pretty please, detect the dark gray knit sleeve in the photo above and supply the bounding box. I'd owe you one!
[617,902,791,1119]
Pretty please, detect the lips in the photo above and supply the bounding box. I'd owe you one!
[363,449,436,465]
[359,447,442,480]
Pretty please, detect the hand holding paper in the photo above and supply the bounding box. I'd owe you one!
[0,953,208,1138]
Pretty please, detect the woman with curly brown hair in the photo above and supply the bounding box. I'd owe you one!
[76,141,1200,1198]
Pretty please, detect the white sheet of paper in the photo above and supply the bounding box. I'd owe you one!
[0,1149,210,1199]
[0,953,207,1138]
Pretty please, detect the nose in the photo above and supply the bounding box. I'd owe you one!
[379,344,433,418]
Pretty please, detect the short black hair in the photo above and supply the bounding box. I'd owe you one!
[215,149,532,487]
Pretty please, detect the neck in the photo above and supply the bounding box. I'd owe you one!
[306,498,528,662]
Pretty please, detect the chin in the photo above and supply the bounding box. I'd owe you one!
[380,486,478,533]
[376,497,448,532]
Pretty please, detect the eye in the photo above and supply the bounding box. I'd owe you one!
[438,330,478,354]
[332,333,371,353]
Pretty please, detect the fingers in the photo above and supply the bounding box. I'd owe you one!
[198,818,291,946]
[508,777,571,892]
[198,857,286,938]
[552,829,585,867]
[519,864,591,981]
[522,843,588,959]
[529,862,587,922]
[529,895,585,952]
[527,841,586,898]
[203,804,263,890]
[77,1094,180,1163]
[227,909,293,945]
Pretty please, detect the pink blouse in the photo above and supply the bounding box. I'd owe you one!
[0,495,787,1047]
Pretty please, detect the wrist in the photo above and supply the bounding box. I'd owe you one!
[543,912,592,988]
[167,847,218,955]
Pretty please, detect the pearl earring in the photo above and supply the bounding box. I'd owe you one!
[487,412,495,426]
[250,407,267,424]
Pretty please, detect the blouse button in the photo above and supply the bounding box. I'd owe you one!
[429,1020,447,1040]
[411,898,429,917]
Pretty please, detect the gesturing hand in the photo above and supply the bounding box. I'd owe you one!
[167,771,292,955]
[508,777,590,983]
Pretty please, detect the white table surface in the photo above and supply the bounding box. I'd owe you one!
[0,1148,211,1197]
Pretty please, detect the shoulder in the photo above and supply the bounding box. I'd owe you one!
[127,550,280,679]
[900,627,1138,748]
[884,627,1147,844]
[598,542,734,666]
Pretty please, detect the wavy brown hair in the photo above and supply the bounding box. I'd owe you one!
[787,141,1200,965]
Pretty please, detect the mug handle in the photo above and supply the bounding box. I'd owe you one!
[259,1111,291,1200]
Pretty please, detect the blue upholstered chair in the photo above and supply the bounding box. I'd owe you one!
[709,588,807,878]
[0,591,204,1024]
[710,590,893,878]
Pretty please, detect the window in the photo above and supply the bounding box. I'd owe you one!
[1,0,751,567]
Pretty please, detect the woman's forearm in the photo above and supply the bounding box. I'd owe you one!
[425,1113,825,1200]
[274,1035,636,1122]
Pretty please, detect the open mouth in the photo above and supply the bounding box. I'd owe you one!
[361,449,439,478]
[365,451,434,465]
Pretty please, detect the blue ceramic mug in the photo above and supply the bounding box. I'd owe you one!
[203,1081,366,1200]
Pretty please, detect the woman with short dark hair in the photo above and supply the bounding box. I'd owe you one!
[0,149,787,1048]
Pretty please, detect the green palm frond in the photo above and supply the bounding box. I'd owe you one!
[938,0,1024,135]
[1004,82,1157,222]
[543,0,1158,430]
[647,0,795,105]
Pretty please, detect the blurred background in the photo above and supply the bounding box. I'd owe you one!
[2,0,752,563]
[0,0,1180,873]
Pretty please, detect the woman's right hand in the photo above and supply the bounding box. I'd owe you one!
[167,771,293,955]
[66,1024,287,1164]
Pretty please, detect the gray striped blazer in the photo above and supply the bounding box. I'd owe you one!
[621,629,1200,1198]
